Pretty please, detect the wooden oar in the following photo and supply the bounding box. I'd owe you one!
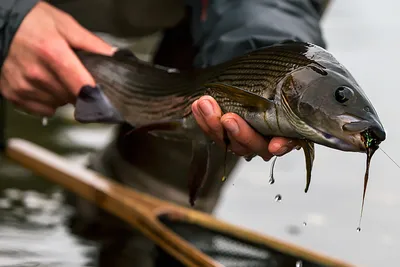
[4,138,355,267]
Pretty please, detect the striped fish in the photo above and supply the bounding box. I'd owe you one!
[74,41,385,210]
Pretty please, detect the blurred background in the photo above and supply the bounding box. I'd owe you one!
[0,0,398,266]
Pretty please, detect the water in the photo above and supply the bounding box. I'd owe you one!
[1,1,400,266]
[0,104,112,266]
[269,156,278,185]
[42,117,48,126]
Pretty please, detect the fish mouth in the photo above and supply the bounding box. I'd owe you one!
[343,120,386,144]
[342,120,371,133]
[340,120,385,152]
[311,119,385,152]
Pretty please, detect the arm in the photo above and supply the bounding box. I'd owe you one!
[190,0,326,159]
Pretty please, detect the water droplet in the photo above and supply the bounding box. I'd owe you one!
[302,222,307,226]
[296,260,303,267]
[274,194,282,202]
[269,156,278,185]
[42,117,48,126]
[356,227,361,232]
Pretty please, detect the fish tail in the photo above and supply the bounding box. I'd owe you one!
[74,48,212,127]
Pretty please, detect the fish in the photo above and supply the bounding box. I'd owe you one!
[73,41,386,214]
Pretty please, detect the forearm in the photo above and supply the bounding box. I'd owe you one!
[188,0,327,67]
[0,0,40,69]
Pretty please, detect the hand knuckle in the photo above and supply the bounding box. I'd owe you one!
[25,65,43,81]
[37,39,60,61]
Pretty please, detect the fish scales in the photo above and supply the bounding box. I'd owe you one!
[74,41,386,220]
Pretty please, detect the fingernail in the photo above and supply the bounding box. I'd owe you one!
[199,100,213,117]
[223,119,239,134]
[274,145,289,156]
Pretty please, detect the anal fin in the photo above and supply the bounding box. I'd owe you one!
[298,140,315,193]
[74,85,125,124]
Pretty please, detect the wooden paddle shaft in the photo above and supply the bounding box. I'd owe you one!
[4,138,222,267]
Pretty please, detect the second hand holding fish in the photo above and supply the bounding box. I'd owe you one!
[191,96,297,161]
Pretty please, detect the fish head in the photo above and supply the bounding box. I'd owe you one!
[280,60,385,152]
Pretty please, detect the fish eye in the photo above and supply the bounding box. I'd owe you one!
[334,86,354,103]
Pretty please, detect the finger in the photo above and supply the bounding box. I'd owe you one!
[42,65,75,104]
[192,96,224,144]
[221,113,274,161]
[42,39,96,97]
[268,137,298,156]
[20,88,60,106]
[3,61,68,108]
[13,99,56,117]
[24,64,73,105]
[224,127,253,156]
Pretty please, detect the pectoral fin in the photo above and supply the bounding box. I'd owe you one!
[188,141,211,206]
[204,83,273,110]
[74,85,125,124]
[298,140,315,193]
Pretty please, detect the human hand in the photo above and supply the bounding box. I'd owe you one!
[192,96,298,161]
[0,2,114,116]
